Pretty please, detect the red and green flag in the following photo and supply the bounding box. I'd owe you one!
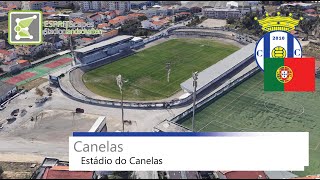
[264,58,315,92]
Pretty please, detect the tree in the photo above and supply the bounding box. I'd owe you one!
[138,15,147,21]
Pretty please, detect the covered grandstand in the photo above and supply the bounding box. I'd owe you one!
[180,42,256,93]
[74,35,134,64]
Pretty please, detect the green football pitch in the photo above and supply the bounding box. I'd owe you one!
[181,72,320,176]
[83,38,239,101]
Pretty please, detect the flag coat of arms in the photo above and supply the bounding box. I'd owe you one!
[264,58,315,92]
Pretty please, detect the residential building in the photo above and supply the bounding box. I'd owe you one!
[108,16,128,27]
[0,81,17,104]
[42,6,55,13]
[21,1,31,10]
[216,171,268,179]
[69,12,85,19]
[0,49,17,62]
[0,39,5,49]
[166,171,200,179]
[80,1,101,12]
[130,1,156,10]
[51,1,71,8]
[141,19,170,30]
[104,1,131,12]
[104,11,117,20]
[30,1,54,10]
[31,158,94,179]
[202,8,241,19]
[91,1,101,11]
[140,8,158,18]
[190,6,202,14]
[159,1,181,6]
[81,1,91,12]
[87,13,106,24]
[127,13,146,20]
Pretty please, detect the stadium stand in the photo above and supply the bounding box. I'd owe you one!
[180,43,256,94]
[74,35,134,65]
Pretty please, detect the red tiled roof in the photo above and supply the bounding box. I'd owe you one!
[43,12,55,15]
[222,171,268,179]
[109,16,128,25]
[42,6,54,11]
[17,60,29,64]
[72,18,85,23]
[81,37,93,42]
[304,9,316,13]
[42,167,94,179]
[0,49,13,55]
[128,13,146,18]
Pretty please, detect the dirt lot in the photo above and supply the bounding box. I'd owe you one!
[197,19,227,28]
[0,161,39,179]
[18,78,48,91]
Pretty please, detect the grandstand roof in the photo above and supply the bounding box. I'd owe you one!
[180,43,256,93]
[74,35,133,53]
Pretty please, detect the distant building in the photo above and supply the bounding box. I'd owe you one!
[0,81,17,104]
[91,1,101,11]
[21,1,31,10]
[130,1,156,10]
[203,8,241,19]
[80,1,101,12]
[30,1,54,10]
[102,1,131,12]
[159,1,181,6]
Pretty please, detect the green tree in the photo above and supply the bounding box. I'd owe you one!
[138,15,148,21]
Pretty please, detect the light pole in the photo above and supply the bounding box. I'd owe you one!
[166,62,171,83]
[116,75,125,132]
[192,71,198,132]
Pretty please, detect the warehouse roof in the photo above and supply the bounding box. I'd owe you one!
[180,43,256,93]
[74,35,133,53]
[0,81,16,96]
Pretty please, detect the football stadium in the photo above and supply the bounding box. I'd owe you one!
[178,72,320,176]
[82,38,239,101]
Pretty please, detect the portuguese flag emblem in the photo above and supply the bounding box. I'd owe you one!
[264,58,315,92]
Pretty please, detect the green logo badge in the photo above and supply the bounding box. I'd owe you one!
[8,10,43,45]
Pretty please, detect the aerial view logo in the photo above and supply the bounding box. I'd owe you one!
[8,10,43,45]
[254,12,316,92]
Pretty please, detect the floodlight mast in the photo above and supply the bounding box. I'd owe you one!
[116,74,125,132]
[192,71,198,132]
